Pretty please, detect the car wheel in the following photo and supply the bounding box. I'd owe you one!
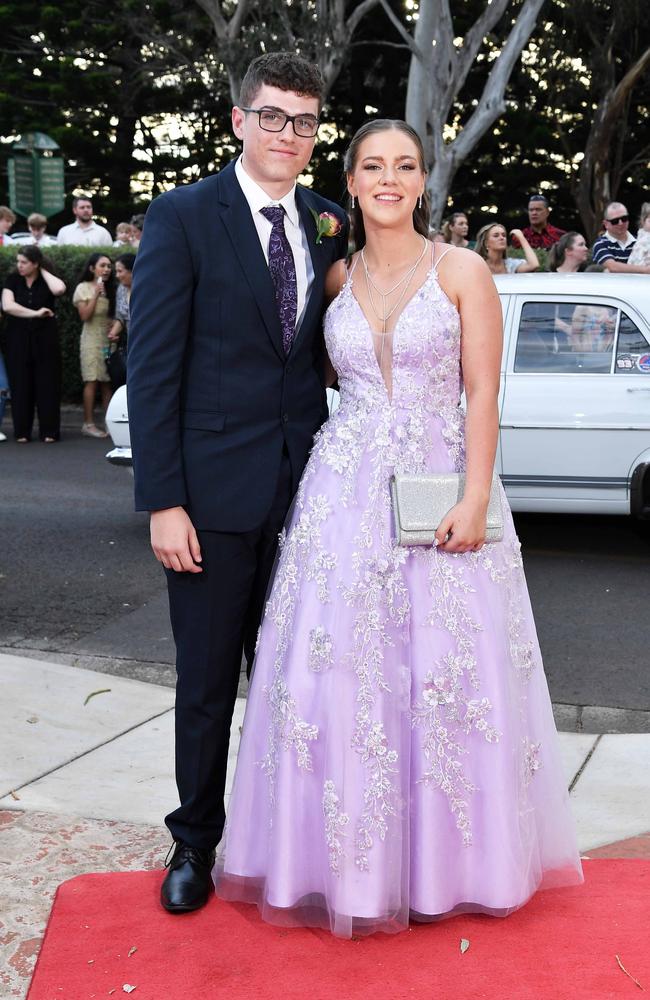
[632,518,650,546]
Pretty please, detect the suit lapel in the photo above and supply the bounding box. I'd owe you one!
[291,187,328,354]
[218,163,285,360]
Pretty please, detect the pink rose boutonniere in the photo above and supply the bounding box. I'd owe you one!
[310,209,342,245]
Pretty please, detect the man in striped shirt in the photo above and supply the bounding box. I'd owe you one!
[591,202,650,273]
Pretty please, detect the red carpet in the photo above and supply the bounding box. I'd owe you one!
[28,861,648,1000]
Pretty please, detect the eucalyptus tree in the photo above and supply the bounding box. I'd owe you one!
[191,0,382,103]
[0,0,222,222]
[541,0,650,240]
[379,0,547,227]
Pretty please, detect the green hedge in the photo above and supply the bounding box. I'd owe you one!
[508,247,550,270]
[0,244,131,402]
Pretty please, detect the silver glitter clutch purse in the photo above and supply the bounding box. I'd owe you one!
[390,472,504,546]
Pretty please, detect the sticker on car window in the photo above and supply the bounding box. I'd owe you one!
[616,354,636,369]
[637,353,650,372]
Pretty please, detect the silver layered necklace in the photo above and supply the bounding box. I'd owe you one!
[361,235,428,336]
[361,235,429,373]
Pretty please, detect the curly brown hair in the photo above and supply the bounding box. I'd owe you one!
[239,52,324,110]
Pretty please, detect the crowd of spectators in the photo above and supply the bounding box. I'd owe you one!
[438,195,650,276]
[0,196,138,442]
[0,198,143,250]
[0,189,649,443]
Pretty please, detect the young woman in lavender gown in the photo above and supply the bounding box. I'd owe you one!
[214,119,583,938]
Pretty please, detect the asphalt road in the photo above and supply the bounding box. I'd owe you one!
[2,424,649,715]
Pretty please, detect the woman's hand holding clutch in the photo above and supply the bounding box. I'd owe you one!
[434,498,488,553]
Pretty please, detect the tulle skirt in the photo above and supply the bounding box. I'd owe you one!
[214,411,583,938]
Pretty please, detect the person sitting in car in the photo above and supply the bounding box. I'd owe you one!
[568,304,616,353]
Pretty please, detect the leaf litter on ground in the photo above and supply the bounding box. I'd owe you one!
[83,688,112,706]
[615,954,645,991]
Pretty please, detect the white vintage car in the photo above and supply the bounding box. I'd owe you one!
[494,272,650,519]
[107,272,650,521]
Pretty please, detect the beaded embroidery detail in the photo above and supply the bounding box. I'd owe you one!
[323,780,350,874]
[256,260,541,865]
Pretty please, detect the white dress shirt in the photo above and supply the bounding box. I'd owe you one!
[56,220,113,247]
[235,156,314,331]
[12,233,56,247]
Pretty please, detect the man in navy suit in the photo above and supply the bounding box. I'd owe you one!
[127,52,348,913]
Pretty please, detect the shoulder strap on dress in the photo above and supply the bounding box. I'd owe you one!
[347,252,361,278]
[432,244,455,273]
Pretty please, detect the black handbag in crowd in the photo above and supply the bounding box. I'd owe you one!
[106,338,127,389]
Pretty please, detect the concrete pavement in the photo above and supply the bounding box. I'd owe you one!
[2,651,649,998]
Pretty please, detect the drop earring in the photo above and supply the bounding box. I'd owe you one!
[351,194,356,209]
[418,194,423,210]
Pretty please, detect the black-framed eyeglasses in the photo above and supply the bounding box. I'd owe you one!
[606,214,629,225]
[240,107,320,138]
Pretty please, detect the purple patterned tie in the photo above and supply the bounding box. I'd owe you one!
[260,205,297,354]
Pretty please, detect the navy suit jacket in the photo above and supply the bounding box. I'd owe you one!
[127,160,348,532]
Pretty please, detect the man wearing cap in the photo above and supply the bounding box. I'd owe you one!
[591,203,650,273]
[512,194,565,250]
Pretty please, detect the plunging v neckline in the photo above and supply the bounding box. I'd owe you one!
[347,265,436,402]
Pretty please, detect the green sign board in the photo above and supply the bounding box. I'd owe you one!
[8,149,65,217]
[37,158,65,215]
[8,157,35,216]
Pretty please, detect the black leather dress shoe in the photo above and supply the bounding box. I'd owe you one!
[161,841,216,913]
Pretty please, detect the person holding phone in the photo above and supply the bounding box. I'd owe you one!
[73,253,116,437]
[1,246,66,442]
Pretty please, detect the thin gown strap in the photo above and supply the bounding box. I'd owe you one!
[347,253,361,279]
[432,244,455,273]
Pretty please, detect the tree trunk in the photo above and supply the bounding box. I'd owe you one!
[575,44,650,241]
[404,0,546,227]
[427,153,457,231]
[111,113,137,221]
[404,2,436,158]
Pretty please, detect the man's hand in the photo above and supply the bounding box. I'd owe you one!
[150,507,203,572]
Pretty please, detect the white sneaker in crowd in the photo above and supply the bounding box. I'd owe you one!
[81,423,108,439]
[0,431,7,442]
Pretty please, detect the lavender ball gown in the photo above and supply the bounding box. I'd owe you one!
[214,246,583,938]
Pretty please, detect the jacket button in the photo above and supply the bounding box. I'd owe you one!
[286,364,293,374]
[282,413,289,424]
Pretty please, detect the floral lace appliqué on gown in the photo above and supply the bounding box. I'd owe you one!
[214,249,583,938]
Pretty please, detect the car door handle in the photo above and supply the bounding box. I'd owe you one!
[626,387,650,393]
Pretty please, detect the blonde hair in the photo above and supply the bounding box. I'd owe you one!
[474,223,507,261]
[441,212,468,243]
[0,205,16,224]
[28,213,47,229]
[639,202,650,227]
